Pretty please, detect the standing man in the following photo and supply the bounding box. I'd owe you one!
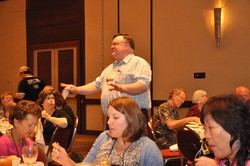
[61,33,151,121]
[16,66,46,101]
[154,88,199,149]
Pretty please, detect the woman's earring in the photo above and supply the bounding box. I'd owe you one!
[236,140,241,148]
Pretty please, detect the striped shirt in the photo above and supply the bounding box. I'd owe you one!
[94,54,152,115]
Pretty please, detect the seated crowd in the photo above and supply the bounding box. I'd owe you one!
[0,85,249,166]
[0,85,76,160]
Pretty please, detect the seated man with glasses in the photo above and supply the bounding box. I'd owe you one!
[154,88,199,149]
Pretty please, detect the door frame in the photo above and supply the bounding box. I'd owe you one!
[27,40,84,133]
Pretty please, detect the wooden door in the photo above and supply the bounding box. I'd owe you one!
[28,41,81,129]
[33,47,77,91]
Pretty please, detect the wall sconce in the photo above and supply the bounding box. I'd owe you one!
[214,8,222,47]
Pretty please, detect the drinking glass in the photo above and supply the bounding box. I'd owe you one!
[93,158,111,166]
[22,145,38,165]
[106,70,117,85]
[0,110,4,120]
[5,111,9,119]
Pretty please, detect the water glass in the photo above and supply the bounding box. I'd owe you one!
[106,70,117,85]
[5,111,9,119]
[93,158,111,166]
[0,110,4,120]
[22,145,38,165]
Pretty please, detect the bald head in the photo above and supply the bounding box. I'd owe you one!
[235,86,249,101]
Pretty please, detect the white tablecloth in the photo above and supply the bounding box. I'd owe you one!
[0,119,12,133]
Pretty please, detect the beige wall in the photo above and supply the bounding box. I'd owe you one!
[84,0,119,130]
[153,0,250,99]
[1,0,250,130]
[85,0,250,101]
[0,0,26,95]
[84,0,250,130]
[119,0,151,63]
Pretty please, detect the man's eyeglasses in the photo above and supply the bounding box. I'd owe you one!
[176,95,186,102]
[111,42,128,46]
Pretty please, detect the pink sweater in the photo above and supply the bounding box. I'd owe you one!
[0,135,33,158]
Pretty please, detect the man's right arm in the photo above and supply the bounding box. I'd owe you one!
[61,82,101,96]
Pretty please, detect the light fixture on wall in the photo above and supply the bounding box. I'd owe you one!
[214,7,222,47]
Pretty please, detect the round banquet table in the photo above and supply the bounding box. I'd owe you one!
[0,119,12,134]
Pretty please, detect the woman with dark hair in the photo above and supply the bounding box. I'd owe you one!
[43,85,76,124]
[37,89,73,145]
[195,94,250,166]
[0,100,42,157]
[51,97,164,166]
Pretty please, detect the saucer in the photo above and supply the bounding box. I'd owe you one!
[19,161,44,166]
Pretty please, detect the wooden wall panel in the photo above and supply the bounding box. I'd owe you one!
[84,0,118,132]
[119,0,151,63]
[58,49,74,91]
[0,0,26,94]
[37,51,52,85]
[26,0,83,45]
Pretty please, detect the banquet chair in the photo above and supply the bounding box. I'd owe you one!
[147,117,157,141]
[66,116,79,152]
[46,127,71,156]
[46,116,79,156]
[33,142,48,166]
[147,117,180,166]
[177,126,202,163]
[177,126,213,165]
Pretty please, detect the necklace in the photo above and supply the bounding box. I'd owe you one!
[10,129,26,158]
[109,139,132,166]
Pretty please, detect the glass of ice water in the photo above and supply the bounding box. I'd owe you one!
[0,110,4,120]
[22,145,38,165]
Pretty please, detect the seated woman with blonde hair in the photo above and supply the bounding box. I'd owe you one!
[51,97,164,166]
[186,90,207,118]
